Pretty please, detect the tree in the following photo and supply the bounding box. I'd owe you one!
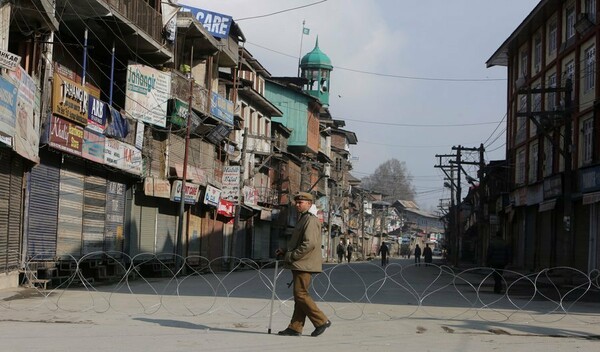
[361,159,415,201]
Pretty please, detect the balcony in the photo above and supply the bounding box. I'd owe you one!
[56,0,171,63]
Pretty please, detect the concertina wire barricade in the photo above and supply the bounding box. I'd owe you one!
[2,250,600,325]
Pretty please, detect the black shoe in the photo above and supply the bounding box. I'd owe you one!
[311,320,331,337]
[278,328,301,336]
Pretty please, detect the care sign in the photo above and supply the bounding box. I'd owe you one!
[179,6,232,39]
[170,180,201,204]
[0,49,21,71]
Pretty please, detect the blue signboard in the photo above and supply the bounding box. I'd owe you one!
[0,75,17,137]
[180,6,232,39]
[210,92,234,125]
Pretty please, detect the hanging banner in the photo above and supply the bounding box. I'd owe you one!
[105,106,129,138]
[210,92,234,125]
[124,62,171,127]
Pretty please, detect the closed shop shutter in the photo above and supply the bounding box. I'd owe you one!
[105,180,126,255]
[187,211,202,257]
[0,149,12,272]
[7,154,24,270]
[57,159,84,259]
[139,194,158,254]
[252,220,271,260]
[27,152,60,259]
[156,199,177,255]
[82,171,106,255]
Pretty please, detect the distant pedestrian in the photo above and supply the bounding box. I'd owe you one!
[423,243,433,265]
[487,231,510,294]
[378,242,390,266]
[346,243,354,263]
[414,244,422,266]
[336,241,345,263]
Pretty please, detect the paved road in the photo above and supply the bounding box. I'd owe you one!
[1,257,599,352]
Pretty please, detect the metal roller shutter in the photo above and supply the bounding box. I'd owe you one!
[139,194,158,254]
[252,221,270,260]
[156,199,177,255]
[82,172,106,255]
[7,154,24,270]
[27,153,60,259]
[105,181,126,255]
[0,149,11,272]
[56,159,84,259]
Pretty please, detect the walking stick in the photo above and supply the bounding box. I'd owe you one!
[267,260,279,334]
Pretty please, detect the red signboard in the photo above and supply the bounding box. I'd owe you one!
[48,115,83,156]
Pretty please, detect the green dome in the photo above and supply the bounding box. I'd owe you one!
[300,38,333,69]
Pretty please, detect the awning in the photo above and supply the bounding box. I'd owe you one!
[583,191,600,205]
[538,199,557,212]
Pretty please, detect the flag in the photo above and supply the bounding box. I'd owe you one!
[303,27,310,35]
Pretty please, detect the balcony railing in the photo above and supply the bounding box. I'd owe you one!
[105,0,163,44]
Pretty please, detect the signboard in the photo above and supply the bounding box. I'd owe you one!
[104,138,142,175]
[8,66,40,163]
[0,75,17,138]
[171,180,201,204]
[144,177,171,198]
[0,49,21,71]
[217,199,235,217]
[48,115,83,156]
[82,129,105,163]
[135,121,144,150]
[204,184,221,207]
[87,96,107,133]
[243,186,258,206]
[580,166,600,193]
[179,6,232,39]
[210,92,234,125]
[52,72,99,125]
[221,165,240,202]
[168,98,189,127]
[124,62,171,127]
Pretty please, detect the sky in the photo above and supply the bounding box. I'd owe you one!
[179,0,540,211]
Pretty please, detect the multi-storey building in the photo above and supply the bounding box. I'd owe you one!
[487,0,600,271]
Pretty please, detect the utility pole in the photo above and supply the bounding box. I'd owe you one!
[435,154,457,265]
[360,191,365,260]
[230,128,248,270]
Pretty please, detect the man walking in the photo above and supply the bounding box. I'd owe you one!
[275,192,331,337]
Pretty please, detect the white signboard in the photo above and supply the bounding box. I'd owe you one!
[124,62,171,127]
[170,180,201,204]
[221,165,240,202]
[0,49,21,71]
[204,184,221,207]
[104,138,142,175]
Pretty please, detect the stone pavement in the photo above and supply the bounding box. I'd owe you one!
[2,282,600,351]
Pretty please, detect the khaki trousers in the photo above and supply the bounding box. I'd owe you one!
[288,270,328,332]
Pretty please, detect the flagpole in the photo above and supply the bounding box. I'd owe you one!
[297,20,306,77]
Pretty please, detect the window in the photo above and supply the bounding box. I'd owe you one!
[543,139,553,176]
[548,73,557,110]
[584,45,596,92]
[565,59,575,83]
[585,0,596,22]
[516,147,526,185]
[566,6,576,39]
[529,142,538,183]
[516,95,527,143]
[520,51,529,77]
[534,37,542,72]
[548,21,558,54]
[582,118,594,164]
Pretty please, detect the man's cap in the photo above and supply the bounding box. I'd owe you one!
[294,192,314,202]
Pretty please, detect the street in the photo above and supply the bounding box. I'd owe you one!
[1,256,599,352]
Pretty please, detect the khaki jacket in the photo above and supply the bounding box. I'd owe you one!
[283,211,322,273]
